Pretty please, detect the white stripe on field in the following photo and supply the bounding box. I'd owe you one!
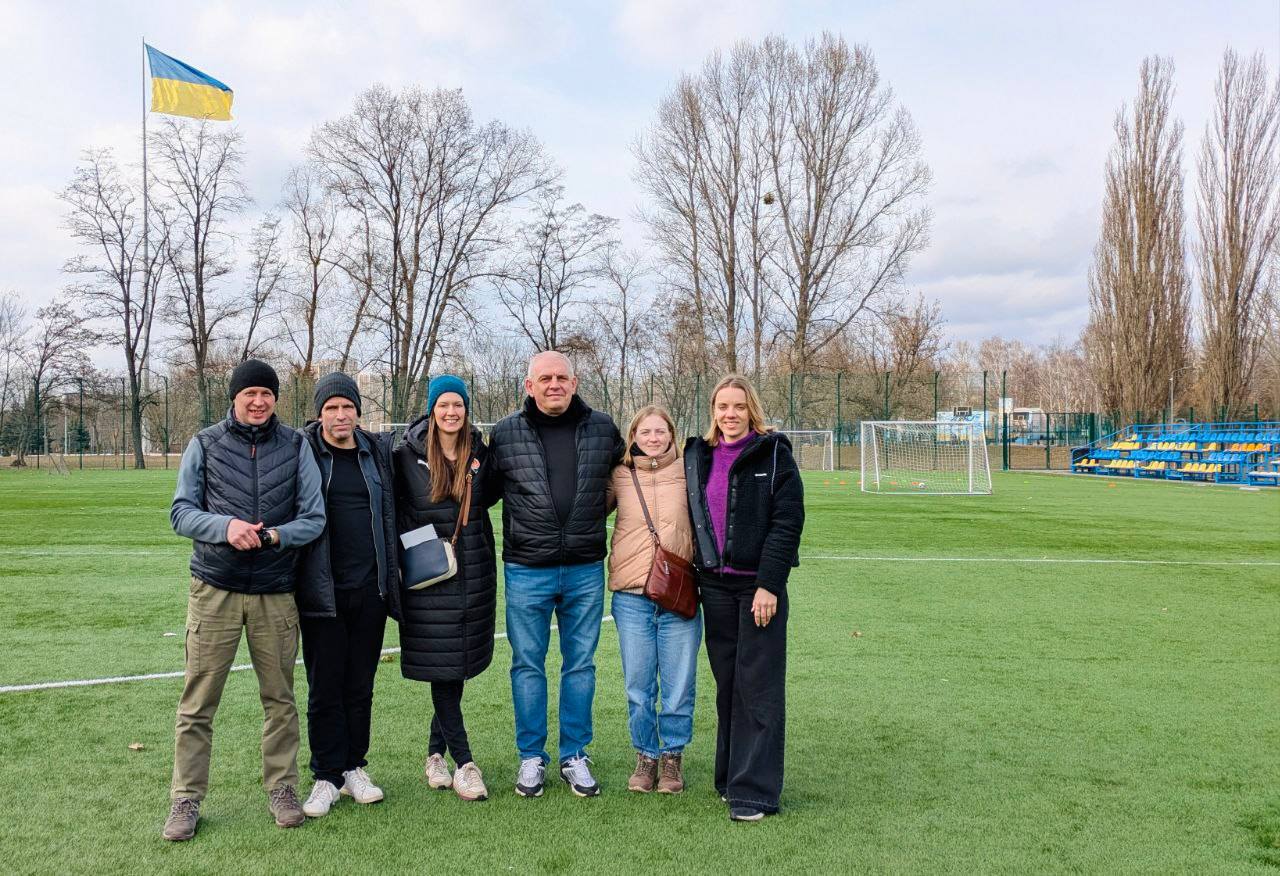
[807,555,1280,567]
[0,616,616,695]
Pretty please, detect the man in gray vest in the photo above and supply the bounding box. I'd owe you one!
[162,359,326,841]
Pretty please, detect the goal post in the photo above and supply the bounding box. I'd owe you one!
[778,430,834,471]
[860,420,993,495]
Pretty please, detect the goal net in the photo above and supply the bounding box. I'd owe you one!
[860,421,992,495]
[779,430,834,471]
[378,422,496,440]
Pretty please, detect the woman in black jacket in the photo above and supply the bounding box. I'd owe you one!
[393,375,498,802]
[684,374,804,822]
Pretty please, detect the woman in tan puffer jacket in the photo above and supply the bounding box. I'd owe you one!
[607,405,701,795]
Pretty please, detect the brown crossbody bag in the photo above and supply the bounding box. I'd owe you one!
[629,466,698,619]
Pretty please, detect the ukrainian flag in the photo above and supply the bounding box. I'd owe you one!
[145,45,233,121]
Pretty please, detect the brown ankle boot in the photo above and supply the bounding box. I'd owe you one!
[628,752,658,792]
[657,753,684,794]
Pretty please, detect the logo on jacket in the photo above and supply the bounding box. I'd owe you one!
[470,458,481,473]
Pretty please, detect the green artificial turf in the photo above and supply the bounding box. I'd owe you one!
[0,468,1277,873]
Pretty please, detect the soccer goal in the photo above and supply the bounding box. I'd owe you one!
[780,430,835,471]
[377,422,496,440]
[860,421,992,495]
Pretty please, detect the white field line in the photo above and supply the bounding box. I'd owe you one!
[808,555,1280,567]
[0,615,616,695]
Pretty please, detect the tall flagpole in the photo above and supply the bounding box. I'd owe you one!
[142,37,149,318]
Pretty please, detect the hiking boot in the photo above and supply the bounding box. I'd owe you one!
[162,797,200,841]
[729,806,765,822]
[559,755,601,798]
[268,785,305,828]
[656,753,685,794]
[303,780,341,817]
[453,761,488,801]
[628,752,658,793]
[425,753,453,790]
[515,757,545,797]
[341,767,384,804]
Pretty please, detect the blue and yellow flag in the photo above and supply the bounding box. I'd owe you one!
[145,45,233,121]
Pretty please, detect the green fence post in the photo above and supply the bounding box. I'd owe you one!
[883,372,890,420]
[1000,371,1008,470]
[77,377,84,470]
[120,377,126,470]
[932,371,939,419]
[981,370,988,442]
[835,372,843,469]
[1046,414,1052,469]
[785,372,792,427]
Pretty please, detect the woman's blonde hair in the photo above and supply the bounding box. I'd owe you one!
[703,374,771,446]
[623,404,677,466]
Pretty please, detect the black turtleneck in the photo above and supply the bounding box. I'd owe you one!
[524,394,585,526]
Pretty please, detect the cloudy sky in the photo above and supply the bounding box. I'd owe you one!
[2,0,1275,361]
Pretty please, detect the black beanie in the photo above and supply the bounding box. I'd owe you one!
[228,359,279,400]
[314,372,362,417]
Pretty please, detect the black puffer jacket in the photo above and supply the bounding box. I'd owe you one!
[684,431,805,596]
[297,423,401,621]
[191,414,304,594]
[487,395,624,567]
[393,420,498,682]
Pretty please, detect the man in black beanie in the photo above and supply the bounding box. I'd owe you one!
[297,372,401,818]
[165,358,325,840]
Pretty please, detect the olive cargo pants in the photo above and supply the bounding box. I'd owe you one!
[170,577,301,801]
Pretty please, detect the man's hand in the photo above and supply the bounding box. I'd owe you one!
[751,587,778,628]
[227,519,263,551]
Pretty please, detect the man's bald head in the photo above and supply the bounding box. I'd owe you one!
[525,350,578,416]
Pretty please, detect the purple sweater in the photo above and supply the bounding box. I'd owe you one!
[707,432,756,576]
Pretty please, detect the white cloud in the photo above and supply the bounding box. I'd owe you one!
[613,0,786,67]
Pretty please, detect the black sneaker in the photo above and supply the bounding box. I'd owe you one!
[559,755,601,797]
[515,757,545,797]
[729,806,765,822]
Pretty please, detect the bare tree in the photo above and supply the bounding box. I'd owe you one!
[151,118,250,426]
[281,165,344,373]
[60,149,170,467]
[0,292,26,449]
[760,34,931,372]
[634,42,776,373]
[239,214,288,360]
[579,246,654,422]
[1086,57,1192,419]
[310,85,554,420]
[11,300,98,465]
[1196,49,1280,420]
[333,199,382,372]
[496,185,616,351]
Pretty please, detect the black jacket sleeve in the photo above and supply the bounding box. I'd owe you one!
[754,441,804,596]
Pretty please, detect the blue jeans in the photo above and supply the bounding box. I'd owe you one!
[611,590,702,757]
[504,561,604,763]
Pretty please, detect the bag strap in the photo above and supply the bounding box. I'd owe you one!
[451,471,473,546]
[628,466,665,551]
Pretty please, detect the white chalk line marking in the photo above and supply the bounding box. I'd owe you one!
[0,616,616,694]
[807,555,1279,567]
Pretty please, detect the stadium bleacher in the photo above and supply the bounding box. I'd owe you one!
[1070,422,1280,486]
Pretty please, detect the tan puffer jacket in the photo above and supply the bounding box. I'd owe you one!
[607,444,694,593]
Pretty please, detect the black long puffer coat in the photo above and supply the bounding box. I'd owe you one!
[393,419,498,682]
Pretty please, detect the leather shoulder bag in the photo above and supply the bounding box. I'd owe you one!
[629,466,698,619]
[401,470,472,591]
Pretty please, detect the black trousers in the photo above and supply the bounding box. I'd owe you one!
[428,680,473,766]
[699,573,787,813]
[300,585,387,787]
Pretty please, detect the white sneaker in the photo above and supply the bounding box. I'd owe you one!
[303,780,341,817]
[340,767,384,804]
[559,755,601,797]
[425,753,453,790]
[515,757,545,797]
[453,761,488,801]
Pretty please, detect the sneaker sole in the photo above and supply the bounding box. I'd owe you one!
[560,775,601,798]
[427,779,453,790]
[339,789,385,804]
[162,829,196,842]
[456,790,489,801]
[656,786,684,794]
[514,785,544,797]
[274,815,305,828]
[729,812,765,822]
[627,784,653,793]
